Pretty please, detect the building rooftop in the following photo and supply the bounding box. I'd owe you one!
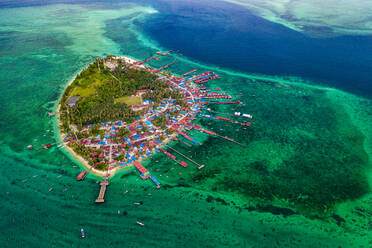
[67,96,80,106]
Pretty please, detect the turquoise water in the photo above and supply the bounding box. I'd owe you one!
[1,2,372,247]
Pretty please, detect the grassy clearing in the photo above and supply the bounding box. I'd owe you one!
[115,95,141,105]
[70,84,95,97]
[69,64,112,97]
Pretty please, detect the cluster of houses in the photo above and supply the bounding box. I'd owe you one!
[63,74,206,172]
[63,56,248,185]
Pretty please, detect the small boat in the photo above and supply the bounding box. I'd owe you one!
[48,112,55,117]
[81,229,85,238]
[43,143,52,149]
[27,145,33,150]
[136,221,144,226]
[241,113,253,119]
[76,171,88,181]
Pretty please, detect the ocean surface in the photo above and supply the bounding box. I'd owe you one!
[0,0,371,247]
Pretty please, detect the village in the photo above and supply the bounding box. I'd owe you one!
[57,53,253,203]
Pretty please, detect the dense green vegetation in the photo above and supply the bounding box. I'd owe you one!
[70,141,95,161]
[118,127,131,139]
[143,88,187,107]
[59,57,184,131]
[151,115,167,128]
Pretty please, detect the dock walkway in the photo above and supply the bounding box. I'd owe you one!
[95,180,109,203]
[165,144,204,169]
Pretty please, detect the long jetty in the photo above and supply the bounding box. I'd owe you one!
[95,180,109,203]
[179,139,192,147]
[198,127,245,146]
[164,144,204,169]
[215,133,245,146]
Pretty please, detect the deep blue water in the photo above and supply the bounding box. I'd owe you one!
[1,0,371,97]
[139,0,372,98]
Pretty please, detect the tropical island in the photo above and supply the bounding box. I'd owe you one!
[58,54,250,192]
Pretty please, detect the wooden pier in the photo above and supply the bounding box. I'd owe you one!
[165,144,205,169]
[180,140,192,147]
[215,134,245,146]
[95,180,109,203]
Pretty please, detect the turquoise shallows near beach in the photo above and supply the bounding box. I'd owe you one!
[0,2,372,247]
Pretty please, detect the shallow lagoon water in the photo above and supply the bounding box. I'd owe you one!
[0,1,372,247]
